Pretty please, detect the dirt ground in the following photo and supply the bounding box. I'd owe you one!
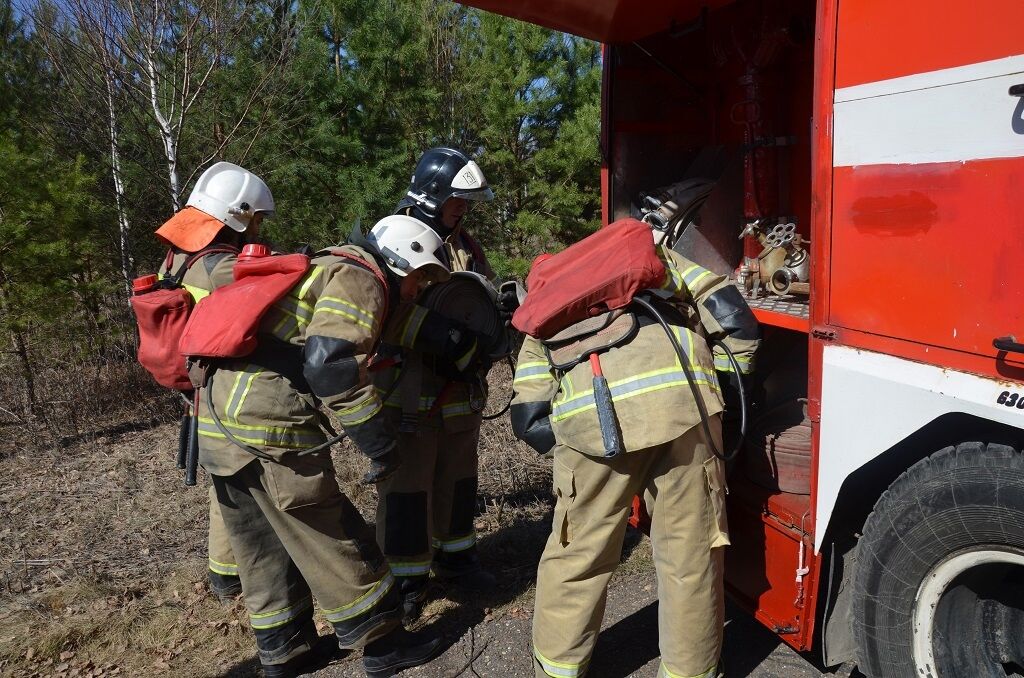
[0,364,847,678]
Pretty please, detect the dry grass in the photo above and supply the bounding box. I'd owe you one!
[0,363,559,677]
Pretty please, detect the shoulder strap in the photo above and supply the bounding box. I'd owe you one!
[459,231,487,273]
[171,245,240,284]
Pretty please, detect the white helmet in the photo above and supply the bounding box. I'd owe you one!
[367,215,449,280]
[186,161,275,233]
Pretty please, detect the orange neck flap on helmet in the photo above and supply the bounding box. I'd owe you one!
[155,206,226,253]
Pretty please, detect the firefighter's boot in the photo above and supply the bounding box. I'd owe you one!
[257,619,342,678]
[433,547,496,592]
[208,569,242,603]
[396,575,429,623]
[361,627,442,678]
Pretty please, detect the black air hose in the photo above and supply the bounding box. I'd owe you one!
[632,295,747,462]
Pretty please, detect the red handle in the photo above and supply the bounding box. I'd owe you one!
[589,353,604,377]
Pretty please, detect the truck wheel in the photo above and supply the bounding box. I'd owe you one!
[852,442,1024,678]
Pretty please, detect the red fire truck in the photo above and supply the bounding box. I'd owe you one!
[466,1,1024,676]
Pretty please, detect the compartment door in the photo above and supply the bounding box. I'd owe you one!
[829,0,1024,368]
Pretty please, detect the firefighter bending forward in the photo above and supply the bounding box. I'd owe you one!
[154,161,275,602]
[511,237,759,678]
[374,147,498,615]
[197,216,447,677]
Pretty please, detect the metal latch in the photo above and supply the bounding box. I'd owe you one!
[811,326,837,341]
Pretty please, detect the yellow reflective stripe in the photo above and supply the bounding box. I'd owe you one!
[249,598,312,630]
[315,297,376,331]
[297,265,323,300]
[208,558,238,576]
[658,662,718,678]
[337,395,382,426]
[534,647,586,677]
[224,369,251,423]
[318,295,375,328]
[389,560,432,576]
[659,250,685,294]
[441,401,475,418]
[551,367,718,422]
[400,306,429,347]
[680,264,713,289]
[322,573,395,623]
[231,368,264,422]
[197,417,324,449]
[514,361,553,384]
[183,283,210,302]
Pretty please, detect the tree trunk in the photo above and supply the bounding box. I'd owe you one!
[145,51,181,211]
[105,69,134,297]
[0,276,39,418]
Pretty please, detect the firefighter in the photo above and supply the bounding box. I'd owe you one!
[375,147,498,617]
[197,215,448,677]
[153,161,275,602]
[511,234,759,678]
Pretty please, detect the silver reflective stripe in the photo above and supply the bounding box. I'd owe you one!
[552,368,716,420]
[197,417,324,449]
[534,647,585,677]
[514,362,552,383]
[226,365,264,422]
[315,296,375,330]
[337,394,382,426]
[389,560,432,576]
[400,306,429,347]
[323,572,395,623]
[681,264,713,288]
[249,598,312,630]
[442,401,474,418]
[436,532,476,552]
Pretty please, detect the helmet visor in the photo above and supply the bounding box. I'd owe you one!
[451,186,495,202]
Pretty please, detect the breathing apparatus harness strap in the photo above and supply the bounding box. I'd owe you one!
[200,251,397,460]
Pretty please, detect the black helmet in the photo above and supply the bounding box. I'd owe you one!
[397,147,494,220]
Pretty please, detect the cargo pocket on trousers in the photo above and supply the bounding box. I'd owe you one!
[262,455,339,511]
[553,455,576,546]
[702,457,730,548]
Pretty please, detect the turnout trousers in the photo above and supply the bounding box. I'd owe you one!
[532,417,730,678]
[207,486,239,582]
[212,452,401,667]
[375,412,482,595]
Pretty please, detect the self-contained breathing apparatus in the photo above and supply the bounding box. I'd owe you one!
[511,218,749,461]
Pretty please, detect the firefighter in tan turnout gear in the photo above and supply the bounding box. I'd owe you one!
[196,216,448,677]
[511,232,760,678]
[374,147,499,616]
[153,161,275,602]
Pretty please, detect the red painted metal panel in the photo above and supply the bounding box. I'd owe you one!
[725,474,818,651]
[803,0,839,651]
[460,0,730,44]
[835,0,1024,89]
[829,159,1024,376]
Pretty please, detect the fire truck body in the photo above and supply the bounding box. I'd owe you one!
[465,1,1024,675]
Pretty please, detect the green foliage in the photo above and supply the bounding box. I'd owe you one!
[4,0,602,360]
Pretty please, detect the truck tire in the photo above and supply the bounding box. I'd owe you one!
[852,442,1024,678]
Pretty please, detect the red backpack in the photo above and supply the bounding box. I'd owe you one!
[130,246,238,391]
[511,218,666,339]
[178,253,311,361]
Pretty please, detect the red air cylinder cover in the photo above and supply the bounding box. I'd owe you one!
[132,274,159,295]
[239,243,270,262]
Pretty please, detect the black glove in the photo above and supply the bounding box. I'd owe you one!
[361,443,400,485]
[442,325,486,375]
